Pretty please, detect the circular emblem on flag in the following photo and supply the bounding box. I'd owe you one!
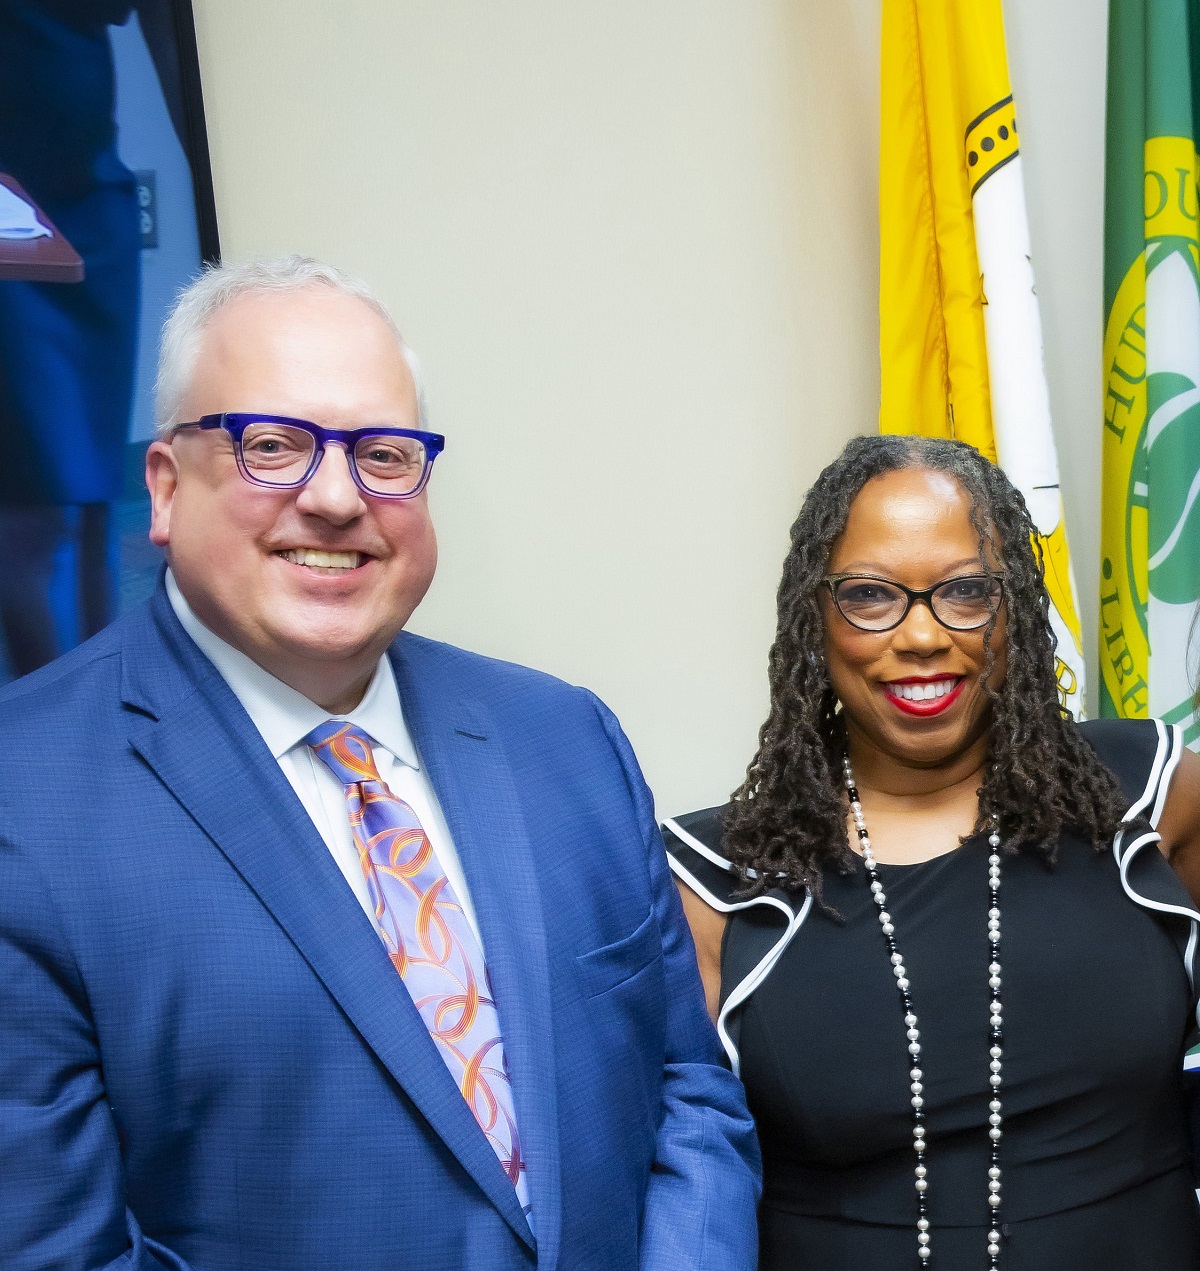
[1146,368,1200,604]
[1100,257,1150,718]
[1101,136,1200,738]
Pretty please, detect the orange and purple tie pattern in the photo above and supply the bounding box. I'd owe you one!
[304,721,531,1222]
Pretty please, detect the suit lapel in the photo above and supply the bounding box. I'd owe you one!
[391,639,562,1269]
[123,592,535,1250]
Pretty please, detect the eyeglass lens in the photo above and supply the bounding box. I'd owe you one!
[834,576,1000,631]
[239,422,429,495]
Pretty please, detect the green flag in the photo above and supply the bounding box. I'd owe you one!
[1101,0,1200,741]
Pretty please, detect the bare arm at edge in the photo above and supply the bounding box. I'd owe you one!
[1158,746,1200,906]
[675,879,728,1024]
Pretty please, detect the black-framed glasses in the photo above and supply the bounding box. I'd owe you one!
[173,413,446,499]
[823,572,1004,633]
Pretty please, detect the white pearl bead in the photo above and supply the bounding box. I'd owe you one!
[846,754,1006,1268]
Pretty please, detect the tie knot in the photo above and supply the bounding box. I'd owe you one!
[303,721,384,788]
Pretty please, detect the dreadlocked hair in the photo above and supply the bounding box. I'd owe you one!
[724,433,1129,899]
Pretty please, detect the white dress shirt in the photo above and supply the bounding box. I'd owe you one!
[165,570,482,944]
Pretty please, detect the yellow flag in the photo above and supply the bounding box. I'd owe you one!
[879,0,1086,717]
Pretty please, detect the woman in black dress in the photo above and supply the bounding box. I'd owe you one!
[667,435,1200,1270]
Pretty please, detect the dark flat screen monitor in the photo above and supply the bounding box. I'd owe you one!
[0,0,219,684]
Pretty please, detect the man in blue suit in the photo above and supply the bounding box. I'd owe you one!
[0,257,760,1271]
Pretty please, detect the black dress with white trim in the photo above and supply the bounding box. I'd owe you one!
[664,719,1200,1271]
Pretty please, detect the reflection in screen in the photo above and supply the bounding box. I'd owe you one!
[0,0,212,685]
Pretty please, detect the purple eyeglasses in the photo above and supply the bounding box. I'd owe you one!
[173,413,445,499]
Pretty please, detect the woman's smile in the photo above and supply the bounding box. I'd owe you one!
[883,675,966,715]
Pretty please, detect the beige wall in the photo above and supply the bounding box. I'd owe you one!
[191,0,1106,817]
[1004,1,1109,720]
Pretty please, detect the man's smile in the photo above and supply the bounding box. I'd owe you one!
[275,548,370,575]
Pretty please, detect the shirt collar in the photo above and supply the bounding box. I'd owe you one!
[164,569,420,769]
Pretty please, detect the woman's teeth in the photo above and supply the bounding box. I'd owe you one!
[890,679,958,701]
[278,549,362,571]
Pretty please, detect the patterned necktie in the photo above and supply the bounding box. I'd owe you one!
[304,721,531,1222]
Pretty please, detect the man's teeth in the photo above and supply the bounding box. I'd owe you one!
[279,549,362,569]
[891,679,958,701]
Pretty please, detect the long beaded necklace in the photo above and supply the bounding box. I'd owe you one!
[841,755,1005,1269]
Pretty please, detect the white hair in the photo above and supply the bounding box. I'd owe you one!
[153,254,428,436]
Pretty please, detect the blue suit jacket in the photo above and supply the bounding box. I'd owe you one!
[0,586,759,1271]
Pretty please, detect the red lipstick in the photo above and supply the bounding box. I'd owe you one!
[883,676,965,717]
